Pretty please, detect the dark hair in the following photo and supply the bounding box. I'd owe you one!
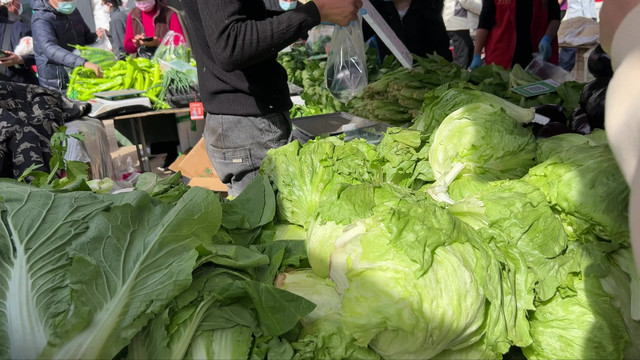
[103,0,123,6]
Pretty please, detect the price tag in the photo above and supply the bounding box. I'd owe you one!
[189,102,205,120]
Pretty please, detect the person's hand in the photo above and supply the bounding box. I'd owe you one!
[84,61,103,78]
[141,36,161,47]
[0,51,24,67]
[470,54,482,70]
[600,0,640,54]
[96,28,106,39]
[314,0,363,26]
[133,34,146,48]
[538,35,552,60]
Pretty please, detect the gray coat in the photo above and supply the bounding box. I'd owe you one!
[108,7,127,60]
[30,0,98,91]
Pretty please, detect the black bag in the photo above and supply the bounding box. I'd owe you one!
[137,45,157,59]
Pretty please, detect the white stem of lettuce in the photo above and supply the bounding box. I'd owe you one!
[427,163,466,204]
[7,244,48,359]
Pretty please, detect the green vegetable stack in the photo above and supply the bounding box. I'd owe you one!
[66,57,186,109]
[350,54,469,123]
[259,97,637,359]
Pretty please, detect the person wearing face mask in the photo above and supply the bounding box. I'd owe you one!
[0,0,38,84]
[30,0,104,92]
[363,0,453,62]
[264,0,301,11]
[122,0,185,57]
[102,0,126,59]
[181,0,362,197]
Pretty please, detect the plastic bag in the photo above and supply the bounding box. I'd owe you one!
[71,36,117,68]
[325,16,368,104]
[525,54,574,83]
[89,35,113,52]
[306,24,333,54]
[152,30,190,63]
[13,36,33,56]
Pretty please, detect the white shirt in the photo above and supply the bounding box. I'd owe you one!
[565,0,598,19]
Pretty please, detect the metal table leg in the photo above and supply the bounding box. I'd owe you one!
[135,117,151,171]
[129,117,150,172]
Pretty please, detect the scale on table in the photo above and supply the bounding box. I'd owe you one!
[292,112,392,144]
[87,89,152,118]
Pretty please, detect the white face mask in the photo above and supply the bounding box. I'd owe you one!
[7,1,22,20]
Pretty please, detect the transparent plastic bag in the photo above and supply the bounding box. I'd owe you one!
[152,30,190,63]
[525,54,575,83]
[87,35,113,52]
[325,16,368,104]
[71,36,117,69]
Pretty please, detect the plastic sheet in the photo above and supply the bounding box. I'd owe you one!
[525,54,575,83]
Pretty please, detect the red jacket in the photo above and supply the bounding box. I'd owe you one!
[485,0,559,69]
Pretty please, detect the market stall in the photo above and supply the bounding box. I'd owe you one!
[1,3,638,360]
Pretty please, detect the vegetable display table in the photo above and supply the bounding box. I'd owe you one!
[101,107,190,172]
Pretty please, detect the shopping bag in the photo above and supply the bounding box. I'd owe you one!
[152,30,190,63]
[325,16,368,103]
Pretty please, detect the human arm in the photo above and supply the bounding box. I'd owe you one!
[599,0,640,270]
[31,17,89,68]
[123,12,138,54]
[459,0,483,16]
[191,0,318,72]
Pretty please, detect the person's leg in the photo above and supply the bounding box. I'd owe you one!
[448,30,473,68]
[559,47,576,72]
[204,112,291,197]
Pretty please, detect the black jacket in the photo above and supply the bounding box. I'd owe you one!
[364,0,452,61]
[30,0,97,91]
[181,0,320,116]
[0,10,38,84]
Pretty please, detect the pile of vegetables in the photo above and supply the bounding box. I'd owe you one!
[350,54,468,123]
[279,43,397,118]
[67,57,169,108]
[259,91,638,359]
[0,174,322,360]
[1,54,634,360]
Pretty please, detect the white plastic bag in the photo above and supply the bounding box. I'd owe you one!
[325,16,368,104]
[13,36,33,56]
[89,35,113,52]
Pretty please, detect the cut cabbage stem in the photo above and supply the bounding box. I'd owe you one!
[427,162,466,204]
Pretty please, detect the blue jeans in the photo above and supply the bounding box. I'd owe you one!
[204,112,292,197]
[559,47,576,72]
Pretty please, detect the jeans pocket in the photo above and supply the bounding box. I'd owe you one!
[207,145,255,184]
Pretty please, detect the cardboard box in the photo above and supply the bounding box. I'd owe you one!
[169,138,228,193]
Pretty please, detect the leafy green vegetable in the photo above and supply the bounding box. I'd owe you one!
[375,127,434,189]
[0,181,111,359]
[527,132,630,244]
[305,183,525,358]
[523,274,629,360]
[428,103,537,204]
[260,137,381,227]
[41,187,222,359]
[411,87,535,136]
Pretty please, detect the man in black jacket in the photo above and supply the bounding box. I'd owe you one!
[181,0,361,197]
[363,0,452,62]
[0,0,38,84]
